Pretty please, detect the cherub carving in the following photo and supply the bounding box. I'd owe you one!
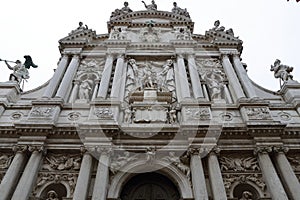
[270,59,293,83]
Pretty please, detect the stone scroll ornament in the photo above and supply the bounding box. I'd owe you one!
[0,55,38,88]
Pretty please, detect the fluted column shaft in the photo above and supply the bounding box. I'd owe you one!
[221,54,245,100]
[273,148,300,199]
[0,148,27,200]
[190,151,209,200]
[97,54,114,98]
[110,55,125,99]
[176,55,191,99]
[55,55,80,100]
[92,79,100,100]
[73,152,93,200]
[256,149,288,200]
[11,149,44,200]
[92,151,111,200]
[208,151,227,200]
[43,55,69,98]
[187,55,204,99]
[232,54,257,98]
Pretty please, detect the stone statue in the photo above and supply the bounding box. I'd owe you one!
[124,106,132,123]
[46,190,59,200]
[171,2,190,17]
[168,106,177,123]
[78,74,94,100]
[212,20,225,32]
[156,59,174,89]
[142,0,157,11]
[110,2,133,18]
[5,60,29,84]
[146,147,156,162]
[76,21,88,30]
[270,59,293,83]
[203,69,225,99]
[120,1,133,14]
[239,191,253,200]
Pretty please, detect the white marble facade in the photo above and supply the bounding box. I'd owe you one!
[0,2,300,200]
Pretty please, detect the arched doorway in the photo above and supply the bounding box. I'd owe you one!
[121,172,180,200]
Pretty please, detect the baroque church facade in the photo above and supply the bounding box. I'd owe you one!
[0,2,300,200]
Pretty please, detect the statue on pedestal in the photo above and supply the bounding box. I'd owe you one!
[1,55,38,87]
[270,59,294,84]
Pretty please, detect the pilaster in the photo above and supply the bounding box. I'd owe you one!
[0,145,28,200]
[273,146,300,199]
[55,53,81,101]
[254,146,289,200]
[97,53,114,98]
[187,148,209,200]
[219,50,245,101]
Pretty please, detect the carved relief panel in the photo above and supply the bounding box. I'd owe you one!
[125,58,176,100]
[33,153,82,199]
[71,58,105,103]
[196,58,229,101]
[220,153,268,199]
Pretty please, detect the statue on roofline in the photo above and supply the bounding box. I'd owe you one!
[0,55,38,89]
[142,0,157,11]
[270,59,294,85]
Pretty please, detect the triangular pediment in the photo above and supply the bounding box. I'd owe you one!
[59,23,96,45]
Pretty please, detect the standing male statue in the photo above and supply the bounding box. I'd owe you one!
[0,55,38,86]
[142,0,157,11]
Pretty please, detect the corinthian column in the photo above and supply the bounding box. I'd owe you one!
[187,54,204,99]
[221,54,245,100]
[207,148,227,200]
[43,55,69,98]
[0,145,28,200]
[97,54,114,98]
[110,54,125,99]
[55,54,81,101]
[255,147,289,200]
[232,54,257,98]
[11,146,45,200]
[73,149,94,200]
[175,54,191,99]
[273,147,300,199]
[92,148,112,200]
[189,148,209,200]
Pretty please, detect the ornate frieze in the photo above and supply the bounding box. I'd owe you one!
[139,21,161,42]
[223,174,266,195]
[287,154,300,171]
[195,58,223,69]
[34,172,78,197]
[94,107,114,119]
[219,155,260,172]
[42,154,81,171]
[244,107,272,120]
[0,153,13,169]
[110,152,138,174]
[184,106,211,121]
[162,151,190,180]
[30,106,55,118]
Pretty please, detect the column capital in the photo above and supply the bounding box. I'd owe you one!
[28,145,46,155]
[219,48,239,56]
[273,146,289,154]
[187,53,195,59]
[12,144,28,153]
[254,146,273,155]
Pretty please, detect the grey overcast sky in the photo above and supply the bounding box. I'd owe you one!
[0,0,299,92]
